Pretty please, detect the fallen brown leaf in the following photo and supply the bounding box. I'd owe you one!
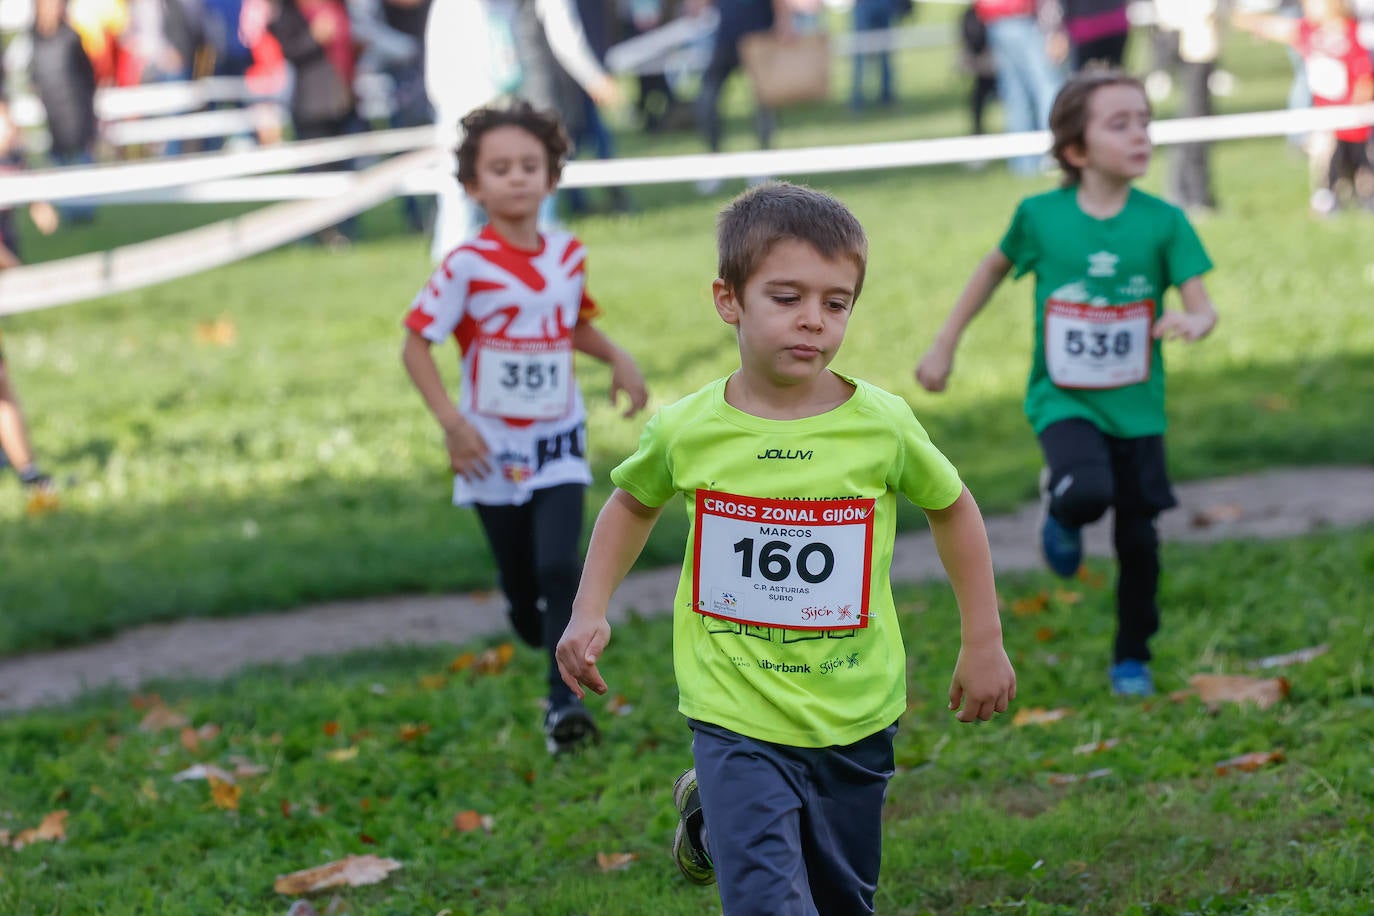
[326,746,359,762]
[1075,566,1106,588]
[8,810,68,849]
[209,777,242,810]
[1072,738,1121,756]
[1013,707,1073,727]
[473,644,516,675]
[1190,674,1290,711]
[138,702,189,733]
[1011,591,1050,617]
[398,723,430,742]
[323,721,340,737]
[1254,393,1292,412]
[453,810,493,833]
[1052,588,1083,605]
[1215,749,1286,776]
[273,854,403,895]
[596,851,638,872]
[1047,768,1112,786]
[194,316,237,346]
[606,694,635,717]
[448,652,475,673]
[25,488,60,516]
[418,674,448,691]
[1034,626,1056,643]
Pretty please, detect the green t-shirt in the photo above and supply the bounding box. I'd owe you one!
[999,187,1213,438]
[611,374,963,748]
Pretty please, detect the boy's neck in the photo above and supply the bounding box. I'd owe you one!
[724,370,854,421]
[486,214,541,251]
[1074,172,1132,219]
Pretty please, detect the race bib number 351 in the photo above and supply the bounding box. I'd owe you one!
[473,336,574,421]
[1044,298,1154,390]
[692,489,875,630]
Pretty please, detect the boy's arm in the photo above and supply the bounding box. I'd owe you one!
[571,321,649,418]
[1153,276,1218,342]
[400,330,491,479]
[915,248,1013,393]
[556,488,665,698]
[923,486,1017,723]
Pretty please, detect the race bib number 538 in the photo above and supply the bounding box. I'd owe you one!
[1044,298,1154,390]
[692,489,875,630]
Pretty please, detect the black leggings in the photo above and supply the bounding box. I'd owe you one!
[475,483,585,704]
[1039,419,1177,664]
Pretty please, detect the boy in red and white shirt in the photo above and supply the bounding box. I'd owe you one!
[402,101,647,755]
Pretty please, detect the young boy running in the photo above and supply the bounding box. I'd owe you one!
[402,101,648,755]
[557,182,1016,912]
[916,70,1218,697]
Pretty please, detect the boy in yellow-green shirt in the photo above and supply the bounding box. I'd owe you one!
[556,182,1016,914]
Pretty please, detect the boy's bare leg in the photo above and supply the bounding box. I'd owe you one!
[0,367,40,478]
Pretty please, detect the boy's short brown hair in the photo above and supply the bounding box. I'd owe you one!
[455,101,572,187]
[1049,69,1151,186]
[716,182,869,301]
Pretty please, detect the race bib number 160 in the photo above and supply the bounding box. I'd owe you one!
[692,489,875,630]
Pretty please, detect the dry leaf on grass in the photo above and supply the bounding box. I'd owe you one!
[1034,626,1056,643]
[1254,393,1292,412]
[323,721,340,737]
[326,746,359,762]
[1013,707,1073,727]
[8,810,68,849]
[1247,644,1329,670]
[606,694,635,717]
[25,488,61,516]
[1010,591,1049,617]
[138,702,189,733]
[418,674,448,691]
[228,755,269,778]
[1190,674,1290,711]
[1052,588,1083,605]
[194,316,237,346]
[1075,566,1106,588]
[274,854,403,895]
[452,810,494,833]
[596,851,637,872]
[209,777,242,811]
[1047,768,1112,786]
[1215,749,1286,776]
[398,723,430,742]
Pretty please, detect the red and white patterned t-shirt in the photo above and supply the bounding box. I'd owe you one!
[405,224,601,506]
[1296,18,1373,143]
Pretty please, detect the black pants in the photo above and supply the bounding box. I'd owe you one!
[1039,419,1177,664]
[1071,31,1128,71]
[1327,138,1373,196]
[696,0,776,153]
[475,483,585,704]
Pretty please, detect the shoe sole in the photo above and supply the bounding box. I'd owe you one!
[670,768,715,885]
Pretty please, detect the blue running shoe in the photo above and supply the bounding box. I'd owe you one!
[1109,660,1154,697]
[1038,468,1082,578]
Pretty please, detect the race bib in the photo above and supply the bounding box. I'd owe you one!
[474,336,573,421]
[692,490,875,630]
[1044,299,1154,390]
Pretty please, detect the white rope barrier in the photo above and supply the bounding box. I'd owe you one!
[0,148,439,316]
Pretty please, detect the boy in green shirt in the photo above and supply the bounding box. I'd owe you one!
[916,70,1218,697]
[557,182,1016,913]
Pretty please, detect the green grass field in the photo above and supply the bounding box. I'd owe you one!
[3,28,1372,653]
[1,18,1373,915]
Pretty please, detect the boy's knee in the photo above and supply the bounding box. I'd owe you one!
[1050,467,1113,527]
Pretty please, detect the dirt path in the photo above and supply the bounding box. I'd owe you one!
[3,466,1371,713]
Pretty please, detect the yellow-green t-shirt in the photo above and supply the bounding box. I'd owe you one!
[611,374,963,748]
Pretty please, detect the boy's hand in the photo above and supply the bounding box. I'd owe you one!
[556,614,612,699]
[915,343,954,393]
[948,641,1016,723]
[610,353,649,418]
[1152,310,1215,342]
[443,417,491,480]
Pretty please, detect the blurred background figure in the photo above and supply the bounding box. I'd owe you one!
[1044,0,1130,70]
[850,0,900,111]
[973,0,1063,175]
[30,0,100,221]
[1155,0,1221,213]
[618,0,686,132]
[958,4,999,137]
[67,0,129,85]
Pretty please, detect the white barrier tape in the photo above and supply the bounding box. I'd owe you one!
[0,125,434,208]
[31,104,1374,207]
[103,107,276,147]
[0,148,440,316]
[9,77,266,128]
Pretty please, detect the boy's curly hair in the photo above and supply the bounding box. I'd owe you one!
[716,182,869,302]
[455,101,572,187]
[1049,69,1150,186]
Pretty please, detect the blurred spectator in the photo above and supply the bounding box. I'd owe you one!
[269,0,361,243]
[619,0,685,132]
[974,0,1064,175]
[1234,0,1374,215]
[959,4,999,136]
[850,0,898,110]
[565,0,632,215]
[695,0,794,189]
[424,0,619,261]
[1155,0,1220,213]
[204,0,256,76]
[1043,0,1129,70]
[31,0,100,221]
[68,0,130,84]
[241,0,290,144]
[0,100,61,271]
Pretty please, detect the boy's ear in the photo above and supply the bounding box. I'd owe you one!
[1063,141,1088,170]
[713,278,741,326]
